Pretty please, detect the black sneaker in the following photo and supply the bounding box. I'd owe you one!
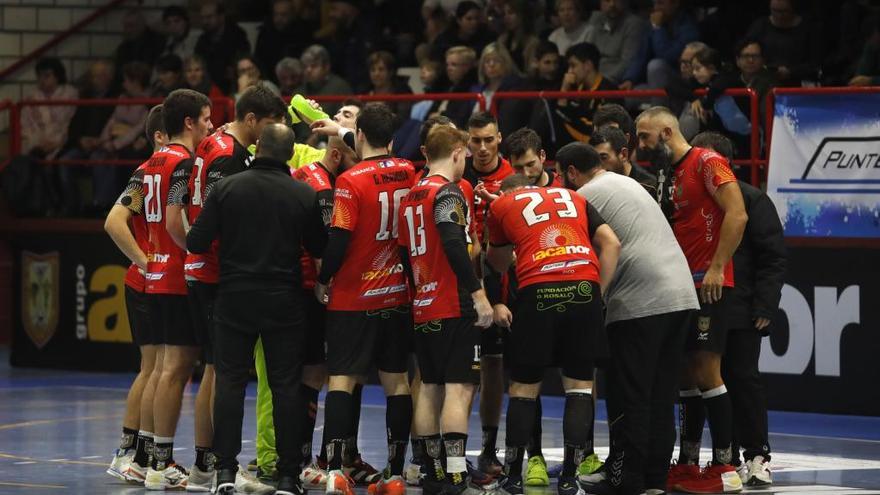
[558,476,585,495]
[580,479,616,495]
[277,474,305,495]
[502,475,524,495]
[478,451,504,476]
[216,468,237,495]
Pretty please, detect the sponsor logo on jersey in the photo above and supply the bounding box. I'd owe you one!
[350,166,377,176]
[362,283,408,297]
[184,262,205,271]
[362,263,404,281]
[414,298,435,307]
[150,253,170,263]
[539,259,592,272]
[418,281,438,293]
[146,273,165,281]
[21,251,59,349]
[532,245,591,261]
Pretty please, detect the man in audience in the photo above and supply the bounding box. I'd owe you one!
[162,6,198,61]
[195,0,251,94]
[114,8,164,82]
[255,0,310,84]
[295,44,353,116]
[433,46,480,128]
[745,0,822,86]
[586,0,649,84]
[548,0,591,57]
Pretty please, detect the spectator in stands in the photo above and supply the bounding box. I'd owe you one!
[431,1,494,63]
[497,0,541,73]
[585,0,648,83]
[161,6,198,61]
[554,42,619,145]
[548,0,591,57]
[619,0,699,96]
[850,18,880,87]
[431,45,480,127]
[275,57,304,96]
[295,44,353,115]
[420,57,447,94]
[366,51,413,117]
[91,61,153,213]
[21,57,78,160]
[417,6,452,63]
[324,0,380,86]
[254,0,313,84]
[744,0,823,86]
[57,60,117,215]
[529,40,563,90]
[679,47,751,141]
[477,43,529,140]
[661,40,706,115]
[235,55,281,100]
[184,55,229,127]
[153,54,186,97]
[114,9,165,82]
[735,39,775,124]
[194,0,251,94]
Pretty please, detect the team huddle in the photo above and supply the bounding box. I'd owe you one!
[103,84,780,495]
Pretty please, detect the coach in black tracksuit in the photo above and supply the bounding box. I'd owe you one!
[187,123,327,495]
[722,180,786,473]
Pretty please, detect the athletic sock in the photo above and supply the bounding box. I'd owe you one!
[583,391,596,456]
[482,426,498,457]
[349,383,364,459]
[423,434,445,482]
[324,391,354,471]
[504,397,537,478]
[678,389,704,465]
[562,392,592,477]
[133,430,153,466]
[443,432,468,484]
[527,396,543,459]
[411,436,427,465]
[300,384,321,461]
[120,427,137,451]
[703,385,734,465]
[386,394,412,475]
[152,436,174,470]
[195,446,213,472]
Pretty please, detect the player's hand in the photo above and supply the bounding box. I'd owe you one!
[310,118,342,137]
[561,71,578,91]
[755,317,771,331]
[472,289,494,328]
[474,183,499,203]
[314,282,329,305]
[618,80,633,90]
[492,304,513,328]
[700,267,724,304]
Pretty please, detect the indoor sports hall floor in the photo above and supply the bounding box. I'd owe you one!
[1,347,879,494]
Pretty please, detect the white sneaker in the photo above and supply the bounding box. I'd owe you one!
[301,458,329,488]
[186,465,215,492]
[145,464,189,490]
[404,462,423,486]
[236,466,276,494]
[736,462,749,484]
[745,456,772,486]
[122,459,148,483]
[107,448,133,481]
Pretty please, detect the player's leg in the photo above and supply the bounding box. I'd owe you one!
[413,379,444,493]
[299,289,329,487]
[477,326,504,476]
[343,375,379,483]
[129,342,163,482]
[503,376,541,495]
[405,364,426,486]
[188,281,218,491]
[375,307,413,481]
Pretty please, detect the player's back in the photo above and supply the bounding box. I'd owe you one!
[142,143,192,295]
[488,186,599,289]
[329,156,416,311]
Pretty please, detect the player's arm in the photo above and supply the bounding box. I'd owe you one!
[704,180,748,304]
[316,177,359,299]
[302,190,329,259]
[586,203,620,295]
[186,185,220,254]
[166,159,193,250]
[315,189,335,231]
[106,170,148,269]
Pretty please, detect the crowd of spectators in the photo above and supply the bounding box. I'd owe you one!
[5,0,880,217]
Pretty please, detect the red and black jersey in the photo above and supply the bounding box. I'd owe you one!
[544,168,565,188]
[463,156,514,245]
[184,131,252,283]
[120,163,150,292]
[117,143,193,295]
[417,166,478,247]
[488,186,602,289]
[292,161,335,289]
[398,175,475,323]
[670,147,737,288]
[328,156,416,311]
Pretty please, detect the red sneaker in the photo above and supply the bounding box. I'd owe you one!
[344,455,382,485]
[666,462,701,492]
[325,469,355,495]
[371,475,406,495]
[675,464,743,494]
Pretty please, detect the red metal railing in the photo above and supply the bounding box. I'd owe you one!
[0,100,17,170]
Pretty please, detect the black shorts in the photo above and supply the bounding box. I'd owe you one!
[480,324,505,357]
[187,280,217,364]
[326,305,412,376]
[302,289,326,365]
[508,281,607,384]
[125,286,155,346]
[686,289,731,354]
[415,317,481,385]
[148,293,197,347]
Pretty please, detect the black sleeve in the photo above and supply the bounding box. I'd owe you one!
[187,184,221,253]
[317,227,351,284]
[316,189,335,230]
[343,129,355,150]
[586,202,606,239]
[167,158,193,206]
[482,258,503,306]
[438,222,482,294]
[204,155,248,201]
[302,191,328,259]
[399,246,416,292]
[749,194,787,320]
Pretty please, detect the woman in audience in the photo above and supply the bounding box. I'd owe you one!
[366,51,414,118]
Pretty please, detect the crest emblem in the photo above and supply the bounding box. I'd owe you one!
[697,316,711,332]
[21,251,60,349]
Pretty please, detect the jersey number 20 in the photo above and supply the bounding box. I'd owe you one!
[144,174,163,223]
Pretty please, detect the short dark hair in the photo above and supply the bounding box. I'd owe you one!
[535,40,560,60]
[162,5,189,22]
[356,103,397,148]
[692,46,721,70]
[566,42,600,69]
[156,54,183,74]
[122,61,152,88]
[235,84,286,121]
[593,103,634,138]
[342,97,364,110]
[455,0,481,18]
[467,111,497,130]
[500,173,532,192]
[590,126,628,154]
[145,104,165,147]
[555,142,601,173]
[735,38,764,57]
[163,88,211,137]
[35,57,67,84]
[506,128,542,159]
[691,131,735,160]
[419,115,454,146]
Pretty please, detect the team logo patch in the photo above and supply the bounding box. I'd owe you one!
[331,202,353,229]
[697,316,711,332]
[21,251,60,349]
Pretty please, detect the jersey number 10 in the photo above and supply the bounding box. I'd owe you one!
[376,189,409,240]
